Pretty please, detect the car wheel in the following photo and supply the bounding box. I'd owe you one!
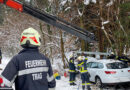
[95,77,102,88]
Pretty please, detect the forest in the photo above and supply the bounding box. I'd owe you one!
[0,0,130,68]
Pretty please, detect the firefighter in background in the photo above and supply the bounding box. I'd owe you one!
[107,52,118,59]
[118,54,130,64]
[77,56,91,90]
[108,52,130,64]
[0,28,56,90]
[0,48,2,64]
[69,53,76,86]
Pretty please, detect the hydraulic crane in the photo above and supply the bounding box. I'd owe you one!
[0,0,96,42]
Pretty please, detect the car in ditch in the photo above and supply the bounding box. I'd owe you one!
[87,59,130,87]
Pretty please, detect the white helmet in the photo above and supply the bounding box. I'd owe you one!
[20,27,41,48]
[111,52,114,55]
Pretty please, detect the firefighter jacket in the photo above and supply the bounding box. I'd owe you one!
[118,56,130,63]
[69,57,76,73]
[77,59,88,74]
[1,48,56,90]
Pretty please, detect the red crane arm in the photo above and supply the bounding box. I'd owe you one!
[0,0,23,12]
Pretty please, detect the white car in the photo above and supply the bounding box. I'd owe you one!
[87,59,130,87]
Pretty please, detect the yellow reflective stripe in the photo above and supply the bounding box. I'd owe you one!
[81,62,84,65]
[69,70,75,72]
[85,58,88,60]
[69,81,74,83]
[77,64,81,66]
[82,67,83,70]
[120,59,128,61]
[86,83,91,85]
[82,83,85,85]
[77,62,84,66]
[80,70,88,73]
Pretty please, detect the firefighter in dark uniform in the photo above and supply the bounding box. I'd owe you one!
[118,54,130,64]
[107,52,118,59]
[108,52,130,64]
[0,28,56,90]
[77,56,91,90]
[0,48,2,64]
[69,54,76,86]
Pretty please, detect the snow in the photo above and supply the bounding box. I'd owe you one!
[25,0,30,2]
[106,0,115,7]
[84,0,97,5]
[92,0,96,3]
[78,9,83,17]
[65,7,71,11]
[60,0,67,6]
[102,21,110,25]
[101,20,110,30]
[84,0,90,5]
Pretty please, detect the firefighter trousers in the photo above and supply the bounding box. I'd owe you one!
[69,72,76,84]
[81,72,91,90]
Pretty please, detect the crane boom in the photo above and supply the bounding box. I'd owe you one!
[0,0,96,42]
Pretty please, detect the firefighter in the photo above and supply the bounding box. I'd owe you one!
[0,28,56,90]
[0,48,2,64]
[118,54,130,64]
[69,53,76,86]
[107,52,118,59]
[77,56,91,90]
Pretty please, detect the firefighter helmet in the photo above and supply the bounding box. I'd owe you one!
[77,56,85,61]
[20,27,41,48]
[111,52,114,55]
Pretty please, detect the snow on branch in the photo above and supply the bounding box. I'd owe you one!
[60,0,67,6]
[106,0,115,7]
[65,7,71,11]
[78,9,83,16]
[84,0,96,5]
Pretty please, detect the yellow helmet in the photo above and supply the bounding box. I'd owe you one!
[20,27,41,48]
[77,56,85,61]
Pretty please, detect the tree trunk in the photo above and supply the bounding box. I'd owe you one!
[80,16,87,51]
[60,30,66,69]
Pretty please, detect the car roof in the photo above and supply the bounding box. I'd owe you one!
[87,59,121,64]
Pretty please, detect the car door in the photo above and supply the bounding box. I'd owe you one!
[87,62,98,82]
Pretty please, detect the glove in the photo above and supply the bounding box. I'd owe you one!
[0,77,4,87]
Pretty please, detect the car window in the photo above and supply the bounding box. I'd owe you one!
[87,62,92,68]
[90,62,98,68]
[98,63,104,69]
[106,62,128,69]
